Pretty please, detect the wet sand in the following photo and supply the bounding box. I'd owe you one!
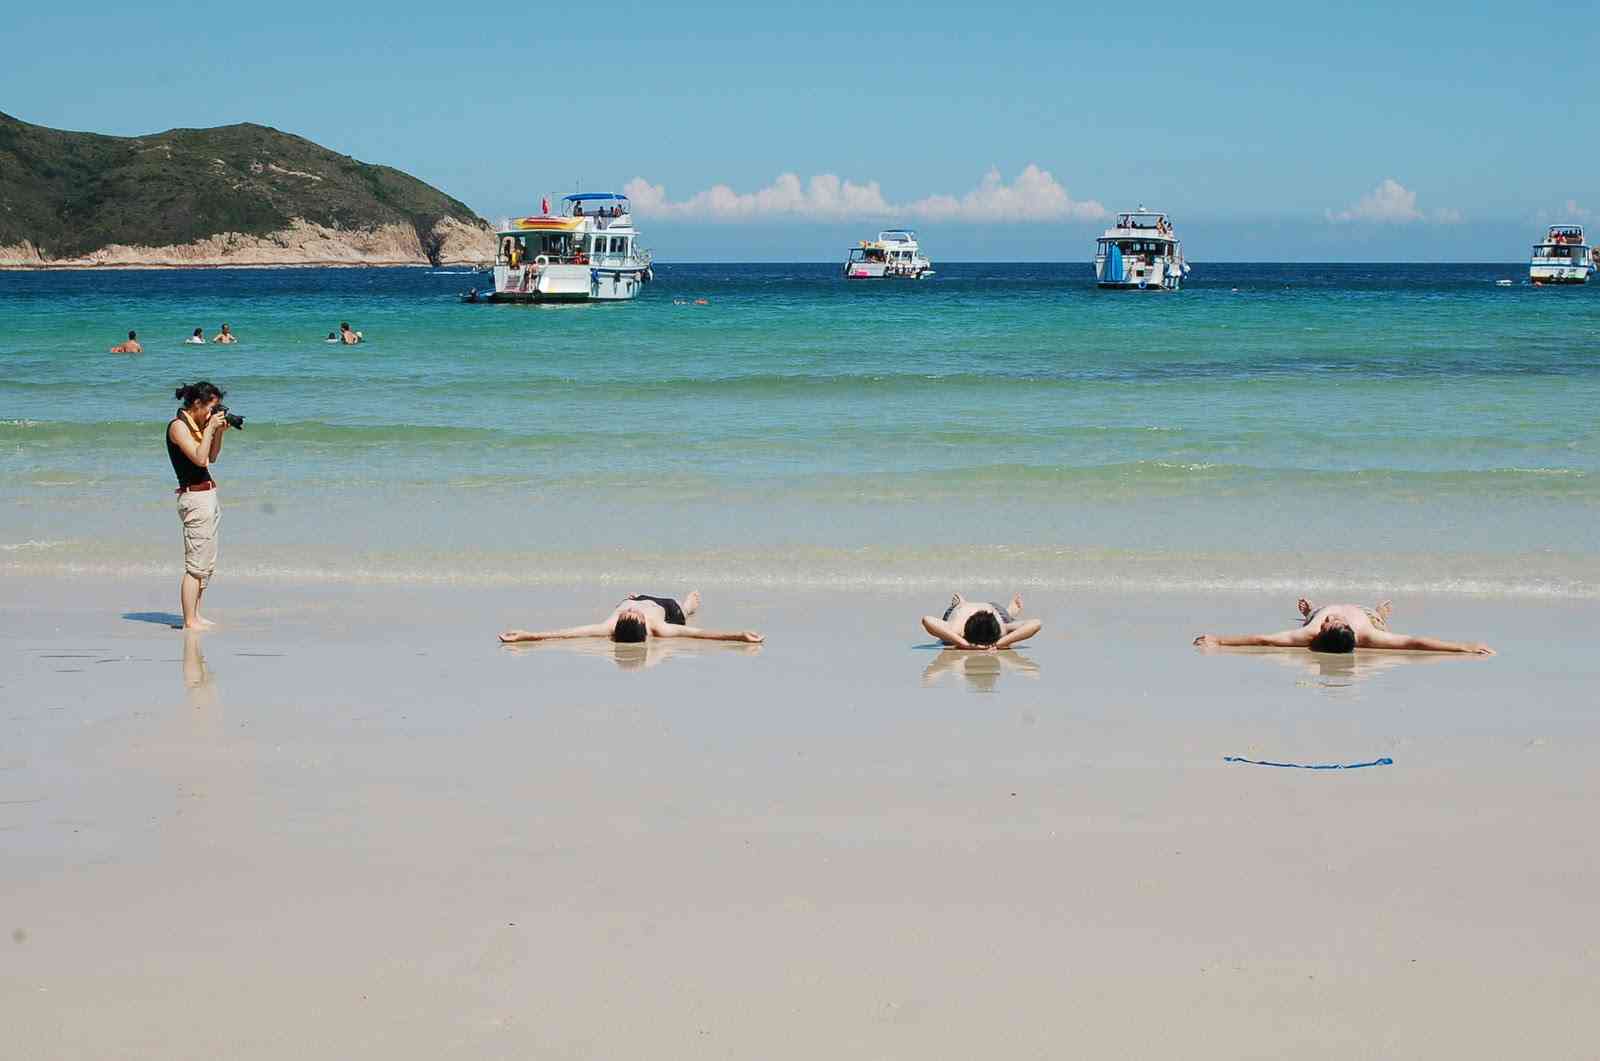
[3,576,1598,1058]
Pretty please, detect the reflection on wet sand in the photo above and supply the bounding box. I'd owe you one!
[182,632,219,708]
[921,647,1041,693]
[503,637,763,671]
[1216,646,1468,690]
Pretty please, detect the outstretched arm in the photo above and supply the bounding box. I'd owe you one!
[654,622,763,643]
[1194,627,1316,649]
[995,619,1042,649]
[1361,630,1494,655]
[499,622,611,643]
[921,615,974,649]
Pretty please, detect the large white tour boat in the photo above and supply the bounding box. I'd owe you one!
[1094,207,1189,291]
[1529,224,1595,285]
[844,230,933,279]
[474,193,652,302]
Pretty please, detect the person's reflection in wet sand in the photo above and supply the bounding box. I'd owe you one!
[1220,645,1461,691]
[182,631,219,709]
[922,647,1041,692]
[504,637,762,671]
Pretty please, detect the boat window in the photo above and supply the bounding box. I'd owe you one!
[610,237,627,254]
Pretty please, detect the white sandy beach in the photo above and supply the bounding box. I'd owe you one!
[3,575,1598,1058]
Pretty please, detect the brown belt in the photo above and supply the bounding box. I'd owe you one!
[175,481,217,494]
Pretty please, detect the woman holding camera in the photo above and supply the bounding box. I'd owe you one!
[168,381,230,629]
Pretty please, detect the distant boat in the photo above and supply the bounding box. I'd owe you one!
[480,193,652,302]
[1495,279,1515,287]
[844,230,933,279]
[1095,207,1189,291]
[1529,223,1594,286]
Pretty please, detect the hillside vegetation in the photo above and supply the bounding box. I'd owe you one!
[0,113,492,265]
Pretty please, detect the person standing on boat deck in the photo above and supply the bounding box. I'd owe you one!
[920,593,1042,650]
[110,330,142,354]
[167,381,230,630]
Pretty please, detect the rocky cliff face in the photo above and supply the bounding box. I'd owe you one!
[0,217,494,269]
[0,113,497,268]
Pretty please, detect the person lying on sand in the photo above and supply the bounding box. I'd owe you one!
[1193,597,1493,654]
[499,591,763,644]
[110,330,142,354]
[921,592,1042,650]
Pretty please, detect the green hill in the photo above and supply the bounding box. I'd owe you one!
[0,113,490,264]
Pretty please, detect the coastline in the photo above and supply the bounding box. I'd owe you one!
[0,258,490,272]
[4,573,1598,1057]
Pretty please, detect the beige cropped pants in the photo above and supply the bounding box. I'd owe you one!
[177,489,220,584]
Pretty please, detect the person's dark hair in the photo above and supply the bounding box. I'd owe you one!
[128,330,137,340]
[613,614,648,643]
[962,610,1003,647]
[174,381,225,408]
[192,328,203,337]
[340,321,351,331]
[327,332,338,340]
[1309,623,1357,654]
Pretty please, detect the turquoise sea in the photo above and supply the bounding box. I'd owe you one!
[1,263,1596,596]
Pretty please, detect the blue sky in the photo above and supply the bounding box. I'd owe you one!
[4,0,1595,260]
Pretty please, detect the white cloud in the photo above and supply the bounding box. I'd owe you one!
[1328,179,1460,224]
[624,166,1105,223]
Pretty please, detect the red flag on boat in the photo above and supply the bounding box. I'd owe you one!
[541,196,550,217]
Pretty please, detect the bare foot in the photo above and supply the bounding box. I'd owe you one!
[1008,592,1024,617]
[499,630,534,643]
[190,615,216,630]
[682,590,701,617]
[948,591,965,614]
[1193,634,1220,649]
[1297,598,1314,620]
[1374,599,1393,625]
[739,631,763,643]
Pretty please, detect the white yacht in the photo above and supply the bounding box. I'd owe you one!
[1094,207,1189,290]
[476,193,652,302]
[844,230,933,279]
[1529,224,1595,285]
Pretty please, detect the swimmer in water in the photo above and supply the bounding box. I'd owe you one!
[920,592,1042,650]
[499,591,763,644]
[110,330,143,354]
[1193,597,1493,654]
[213,323,237,344]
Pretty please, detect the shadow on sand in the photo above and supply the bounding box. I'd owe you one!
[124,611,184,629]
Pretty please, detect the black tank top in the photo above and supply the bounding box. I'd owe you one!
[167,416,213,488]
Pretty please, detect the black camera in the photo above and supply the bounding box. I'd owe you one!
[217,405,245,431]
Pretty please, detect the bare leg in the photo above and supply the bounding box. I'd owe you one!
[180,573,211,630]
[948,591,965,615]
[681,590,701,617]
[193,580,214,628]
[1008,592,1024,617]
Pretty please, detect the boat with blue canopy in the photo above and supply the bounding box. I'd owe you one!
[1094,207,1189,291]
